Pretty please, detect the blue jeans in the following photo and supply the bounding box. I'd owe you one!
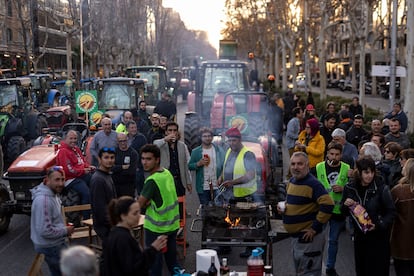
[198,189,218,205]
[326,219,346,270]
[34,242,67,276]
[145,229,179,276]
[67,175,91,218]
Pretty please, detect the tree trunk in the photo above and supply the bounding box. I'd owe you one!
[405,0,414,133]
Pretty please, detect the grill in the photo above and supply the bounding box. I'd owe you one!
[197,203,270,248]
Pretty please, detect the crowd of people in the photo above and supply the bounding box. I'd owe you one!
[278,94,414,276]
[30,95,187,276]
[28,90,414,276]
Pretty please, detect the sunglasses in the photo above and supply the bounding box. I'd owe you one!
[47,165,64,175]
[118,140,127,143]
[102,147,116,153]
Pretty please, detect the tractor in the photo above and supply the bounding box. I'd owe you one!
[183,59,284,203]
[0,77,48,164]
[0,78,147,233]
[95,77,147,125]
[124,65,173,106]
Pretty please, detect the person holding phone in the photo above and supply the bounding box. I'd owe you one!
[112,133,139,197]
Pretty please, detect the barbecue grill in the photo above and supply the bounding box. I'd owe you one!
[191,202,286,267]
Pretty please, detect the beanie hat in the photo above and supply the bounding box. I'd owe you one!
[306,118,319,136]
[225,127,241,138]
[306,104,315,111]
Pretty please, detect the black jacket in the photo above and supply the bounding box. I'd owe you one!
[340,178,395,234]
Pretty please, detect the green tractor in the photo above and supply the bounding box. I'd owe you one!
[0,77,47,164]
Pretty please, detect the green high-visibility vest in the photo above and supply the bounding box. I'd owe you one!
[144,169,180,233]
[316,161,349,214]
[223,146,257,198]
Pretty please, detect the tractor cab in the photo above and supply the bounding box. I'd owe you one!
[26,73,53,106]
[96,77,146,125]
[0,77,32,116]
[125,65,172,105]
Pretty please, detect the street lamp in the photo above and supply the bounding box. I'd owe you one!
[80,0,84,79]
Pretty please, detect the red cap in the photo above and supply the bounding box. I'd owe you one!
[306,104,315,111]
[225,127,241,138]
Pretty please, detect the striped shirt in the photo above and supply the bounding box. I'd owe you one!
[283,173,334,235]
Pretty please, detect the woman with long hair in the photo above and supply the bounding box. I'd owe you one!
[103,196,167,276]
[390,158,414,276]
[295,118,325,172]
[341,157,395,276]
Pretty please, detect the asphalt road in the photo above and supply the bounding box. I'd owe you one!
[0,90,395,275]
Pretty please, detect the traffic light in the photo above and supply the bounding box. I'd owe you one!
[248,52,254,59]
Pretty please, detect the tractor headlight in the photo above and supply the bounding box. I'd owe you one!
[15,192,26,200]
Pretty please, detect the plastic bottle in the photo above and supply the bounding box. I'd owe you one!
[247,248,264,276]
[220,258,230,276]
[208,255,218,276]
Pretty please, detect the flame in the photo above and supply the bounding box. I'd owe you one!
[224,209,241,227]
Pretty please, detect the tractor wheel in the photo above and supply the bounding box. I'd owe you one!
[6,136,26,163]
[184,114,201,152]
[0,188,11,234]
[35,116,48,138]
[61,188,81,227]
[248,113,264,136]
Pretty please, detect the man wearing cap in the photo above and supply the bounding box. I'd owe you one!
[154,91,177,121]
[269,93,284,144]
[146,113,164,143]
[219,127,258,257]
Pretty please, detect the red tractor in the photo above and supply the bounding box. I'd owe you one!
[184,59,284,202]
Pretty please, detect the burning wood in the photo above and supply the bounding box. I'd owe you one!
[224,209,241,227]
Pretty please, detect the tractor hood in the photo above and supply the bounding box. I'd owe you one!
[6,144,57,177]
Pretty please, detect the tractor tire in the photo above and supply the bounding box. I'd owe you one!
[61,188,82,227]
[248,113,265,137]
[184,114,201,152]
[6,136,26,163]
[0,188,11,234]
[35,116,48,138]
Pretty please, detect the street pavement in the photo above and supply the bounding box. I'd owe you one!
[0,90,396,275]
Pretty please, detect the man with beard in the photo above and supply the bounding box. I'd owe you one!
[31,166,75,276]
[112,133,138,197]
[320,113,337,154]
[146,113,164,143]
[384,118,410,149]
[188,127,225,205]
[316,142,350,276]
[138,100,151,126]
[279,152,334,276]
[346,114,367,148]
[384,102,408,132]
[154,91,177,121]
[154,122,192,198]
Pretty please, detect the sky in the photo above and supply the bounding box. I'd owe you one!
[163,0,226,51]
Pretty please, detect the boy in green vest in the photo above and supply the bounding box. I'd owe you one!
[316,142,350,276]
[138,144,180,276]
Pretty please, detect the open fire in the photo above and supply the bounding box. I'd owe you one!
[224,208,241,227]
